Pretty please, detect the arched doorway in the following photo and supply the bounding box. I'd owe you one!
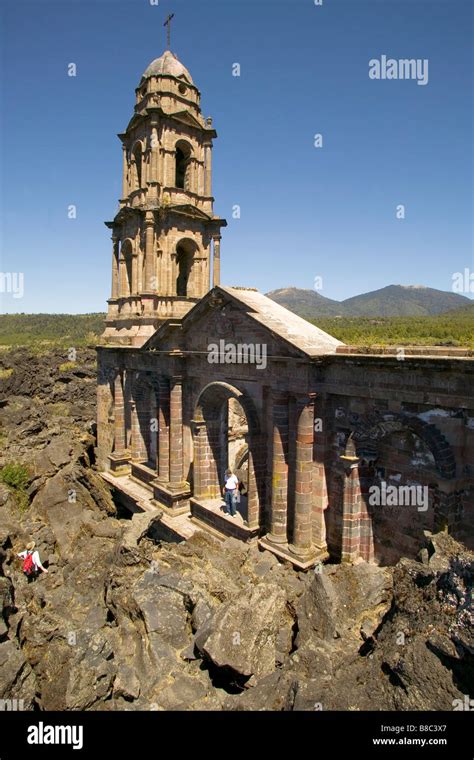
[220,397,249,515]
[192,382,262,531]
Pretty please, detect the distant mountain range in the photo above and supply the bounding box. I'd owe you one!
[266,285,472,319]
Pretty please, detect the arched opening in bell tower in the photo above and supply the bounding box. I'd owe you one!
[176,239,195,296]
[120,240,133,297]
[132,143,142,189]
[175,140,192,190]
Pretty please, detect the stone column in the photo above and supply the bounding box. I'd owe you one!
[212,237,221,287]
[289,394,316,558]
[158,376,170,482]
[144,213,155,291]
[247,444,259,530]
[205,246,211,292]
[113,373,126,454]
[169,376,184,486]
[341,462,362,562]
[204,144,212,196]
[111,238,119,299]
[267,394,289,545]
[130,401,140,460]
[339,453,375,564]
[358,464,375,563]
[198,160,205,196]
[312,403,329,551]
[193,257,203,297]
[192,420,207,498]
[262,386,273,532]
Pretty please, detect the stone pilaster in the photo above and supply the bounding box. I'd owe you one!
[340,458,374,563]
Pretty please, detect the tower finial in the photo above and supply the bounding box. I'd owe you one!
[164,13,175,50]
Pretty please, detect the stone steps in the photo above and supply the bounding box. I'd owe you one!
[101,471,202,542]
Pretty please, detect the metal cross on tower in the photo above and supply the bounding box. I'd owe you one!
[164,13,175,49]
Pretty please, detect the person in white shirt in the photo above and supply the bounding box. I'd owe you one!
[222,469,239,517]
[17,541,48,580]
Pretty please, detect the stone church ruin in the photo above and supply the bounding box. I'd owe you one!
[97,48,474,569]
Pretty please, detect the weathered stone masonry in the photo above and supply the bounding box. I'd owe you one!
[97,48,474,568]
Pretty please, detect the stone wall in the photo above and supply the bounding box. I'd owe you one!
[97,342,474,566]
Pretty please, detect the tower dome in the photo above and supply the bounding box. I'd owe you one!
[141,50,194,84]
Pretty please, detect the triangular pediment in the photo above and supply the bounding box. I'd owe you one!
[169,204,211,221]
[170,110,203,130]
[143,287,343,358]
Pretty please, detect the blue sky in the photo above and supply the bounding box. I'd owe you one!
[0,0,472,313]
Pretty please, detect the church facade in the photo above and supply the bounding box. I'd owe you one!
[97,49,474,568]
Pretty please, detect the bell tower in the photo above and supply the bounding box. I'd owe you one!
[103,48,227,346]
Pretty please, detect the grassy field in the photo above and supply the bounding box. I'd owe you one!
[312,307,474,349]
[0,314,106,349]
[0,307,472,349]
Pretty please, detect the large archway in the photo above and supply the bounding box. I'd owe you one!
[191,382,263,532]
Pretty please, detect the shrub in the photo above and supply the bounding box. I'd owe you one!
[0,463,30,512]
[0,463,30,490]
